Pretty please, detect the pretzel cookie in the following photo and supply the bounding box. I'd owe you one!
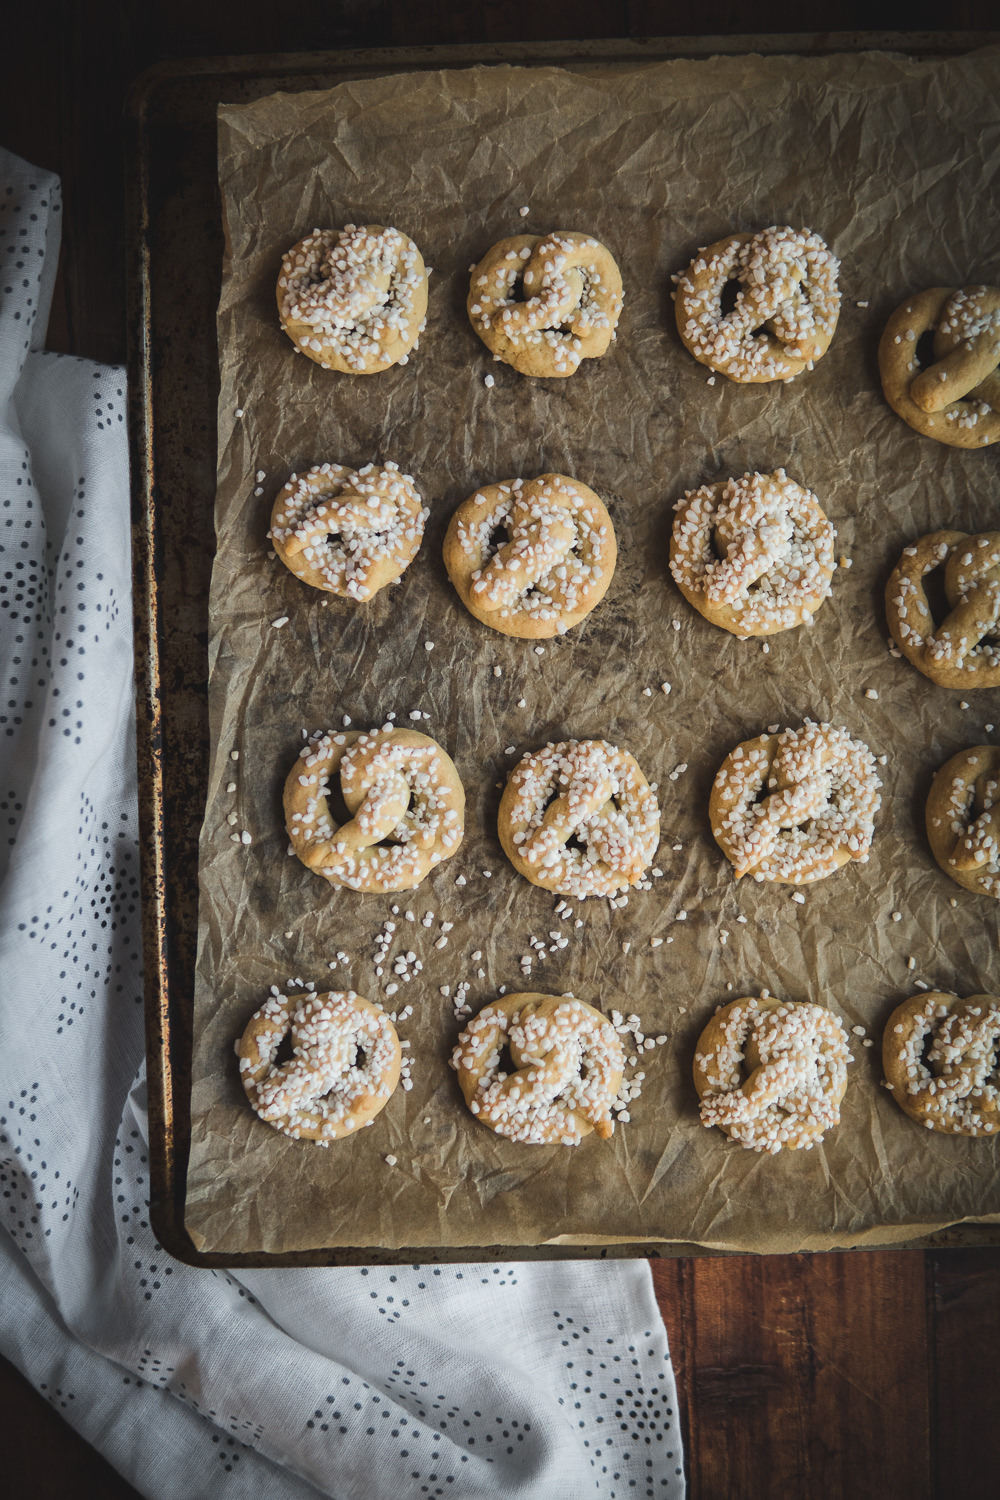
[883,992,1000,1136]
[238,989,401,1143]
[451,993,625,1145]
[277,224,428,374]
[674,225,840,383]
[926,745,1000,901]
[443,473,616,638]
[270,461,427,600]
[498,738,660,899]
[669,468,835,636]
[285,727,465,893]
[885,530,1000,689]
[467,231,623,377]
[694,996,851,1152]
[710,721,881,885]
[878,285,1000,447]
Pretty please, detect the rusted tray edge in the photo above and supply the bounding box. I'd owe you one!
[126,34,1000,1268]
[126,91,178,1254]
[126,30,1000,95]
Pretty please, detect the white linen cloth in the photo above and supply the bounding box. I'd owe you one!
[0,148,684,1499]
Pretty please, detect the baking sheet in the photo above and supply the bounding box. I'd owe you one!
[185,46,1000,1256]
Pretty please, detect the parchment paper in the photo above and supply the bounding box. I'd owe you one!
[185,47,1000,1256]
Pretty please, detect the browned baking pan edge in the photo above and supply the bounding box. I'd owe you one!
[126,33,1000,1268]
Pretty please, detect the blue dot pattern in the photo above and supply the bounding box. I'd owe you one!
[0,151,684,1498]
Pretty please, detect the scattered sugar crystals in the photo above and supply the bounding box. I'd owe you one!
[609,1010,669,1127]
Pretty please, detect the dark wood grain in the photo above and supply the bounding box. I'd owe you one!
[652,1251,933,1498]
[388,0,630,46]
[0,1353,144,1500]
[629,0,993,31]
[928,1249,1000,1500]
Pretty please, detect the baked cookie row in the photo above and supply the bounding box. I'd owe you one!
[268,460,1000,693]
[694,989,1000,1151]
[270,466,613,636]
[275,222,1000,446]
[236,984,1000,1150]
[276,223,623,380]
[236,987,647,1148]
[281,723,997,902]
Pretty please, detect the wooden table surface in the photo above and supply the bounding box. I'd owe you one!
[3,4,999,1497]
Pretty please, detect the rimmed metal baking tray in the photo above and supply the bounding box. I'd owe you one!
[126,32,1000,1267]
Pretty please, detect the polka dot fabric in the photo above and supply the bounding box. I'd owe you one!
[0,152,683,1499]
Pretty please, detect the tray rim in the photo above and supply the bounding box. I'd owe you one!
[126,31,1000,1268]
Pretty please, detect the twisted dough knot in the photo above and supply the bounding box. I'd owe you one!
[277,224,428,374]
[878,285,1000,447]
[443,473,617,638]
[238,990,401,1143]
[883,992,1000,1136]
[674,225,840,383]
[284,726,465,893]
[669,468,836,636]
[710,721,881,885]
[926,745,1000,901]
[467,231,623,377]
[694,996,851,1153]
[450,993,625,1145]
[498,738,660,899]
[269,461,427,600]
[886,530,1000,688]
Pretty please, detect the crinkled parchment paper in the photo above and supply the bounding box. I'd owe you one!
[185,47,1000,1256]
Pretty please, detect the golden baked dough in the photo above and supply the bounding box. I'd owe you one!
[925,745,1000,901]
[450,992,625,1145]
[710,721,881,885]
[885,530,1000,689]
[669,468,835,636]
[498,738,660,899]
[882,992,1000,1136]
[443,473,616,638]
[878,285,1000,447]
[285,727,465,893]
[270,461,426,600]
[674,225,840,383]
[693,995,851,1153]
[276,224,428,374]
[467,231,623,377]
[238,989,401,1143]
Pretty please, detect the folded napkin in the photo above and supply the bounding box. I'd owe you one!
[0,148,684,1499]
